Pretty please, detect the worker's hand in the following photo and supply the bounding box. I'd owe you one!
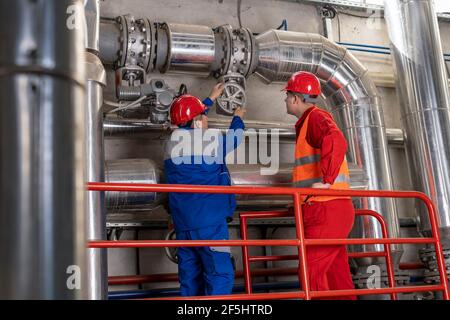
[311,182,331,189]
[234,107,246,119]
[208,83,225,101]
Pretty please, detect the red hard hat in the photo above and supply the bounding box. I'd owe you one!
[170,95,207,125]
[283,71,321,96]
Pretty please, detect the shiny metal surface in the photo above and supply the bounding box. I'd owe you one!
[0,0,86,299]
[159,23,215,76]
[85,52,107,300]
[105,159,163,213]
[254,29,401,264]
[385,0,450,239]
[99,21,121,65]
[104,117,405,145]
[103,160,367,211]
[85,0,100,53]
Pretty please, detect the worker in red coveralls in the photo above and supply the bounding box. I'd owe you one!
[283,71,356,300]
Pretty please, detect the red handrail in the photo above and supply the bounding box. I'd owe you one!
[240,209,397,299]
[87,182,450,300]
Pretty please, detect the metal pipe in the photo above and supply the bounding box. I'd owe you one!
[85,0,100,53]
[105,159,163,213]
[103,160,368,212]
[385,0,450,239]
[103,117,405,145]
[108,267,299,285]
[85,9,108,299]
[0,0,86,299]
[99,21,121,65]
[254,29,402,267]
[108,281,302,300]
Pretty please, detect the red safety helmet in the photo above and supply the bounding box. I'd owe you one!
[170,95,207,125]
[283,71,321,96]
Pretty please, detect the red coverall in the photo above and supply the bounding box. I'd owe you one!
[295,106,356,300]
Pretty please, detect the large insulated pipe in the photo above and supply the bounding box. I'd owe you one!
[385,0,450,239]
[254,30,402,266]
[84,0,107,301]
[105,159,163,213]
[104,160,367,212]
[0,0,86,299]
[103,117,406,145]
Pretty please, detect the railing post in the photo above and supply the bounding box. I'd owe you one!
[423,198,450,300]
[240,215,252,294]
[293,193,310,300]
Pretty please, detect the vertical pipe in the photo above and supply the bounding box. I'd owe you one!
[385,0,450,239]
[85,0,100,53]
[85,53,107,299]
[0,0,86,299]
[84,0,107,300]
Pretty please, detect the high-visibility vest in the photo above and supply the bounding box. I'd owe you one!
[293,107,351,203]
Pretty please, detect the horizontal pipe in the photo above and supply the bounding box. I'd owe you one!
[337,42,390,51]
[145,285,445,300]
[337,41,450,59]
[346,47,391,55]
[109,281,302,300]
[109,262,426,286]
[109,267,299,286]
[89,237,436,249]
[103,117,406,144]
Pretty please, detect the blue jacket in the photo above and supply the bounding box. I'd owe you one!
[164,99,245,231]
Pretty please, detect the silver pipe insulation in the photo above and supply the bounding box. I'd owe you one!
[104,160,367,212]
[0,0,86,299]
[253,30,401,266]
[85,0,108,301]
[103,116,405,144]
[385,0,450,239]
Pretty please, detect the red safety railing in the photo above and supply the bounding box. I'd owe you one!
[87,182,450,300]
[239,209,397,299]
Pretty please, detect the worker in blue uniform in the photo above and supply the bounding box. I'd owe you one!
[164,83,246,296]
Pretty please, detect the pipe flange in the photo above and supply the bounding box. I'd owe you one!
[229,27,254,78]
[213,25,233,78]
[115,15,155,71]
[146,19,157,73]
[159,23,172,74]
[117,15,129,68]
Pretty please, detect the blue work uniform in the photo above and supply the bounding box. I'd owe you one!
[164,98,245,296]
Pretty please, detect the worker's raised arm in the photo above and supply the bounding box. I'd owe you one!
[223,107,246,155]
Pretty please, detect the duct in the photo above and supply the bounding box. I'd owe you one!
[385,0,450,239]
[104,160,367,212]
[85,5,108,300]
[254,29,401,266]
[0,0,86,299]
